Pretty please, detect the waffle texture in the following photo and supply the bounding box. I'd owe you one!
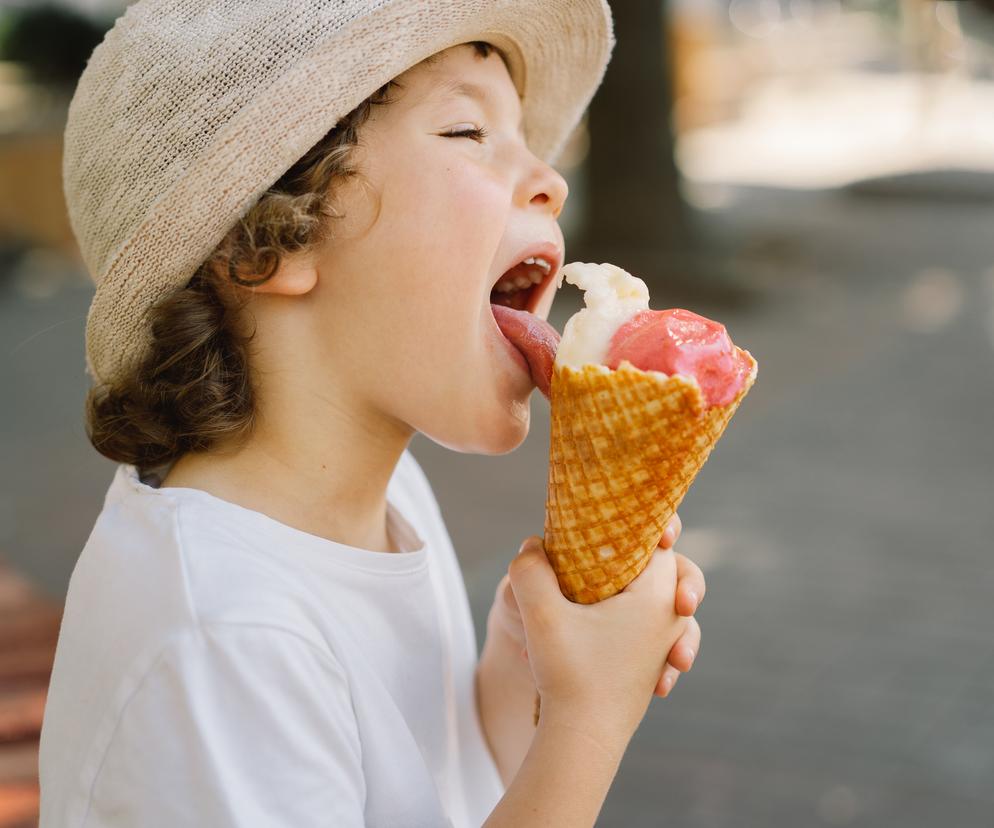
[544,356,758,605]
[63,0,615,386]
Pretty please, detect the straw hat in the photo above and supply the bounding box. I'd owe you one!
[64,0,615,387]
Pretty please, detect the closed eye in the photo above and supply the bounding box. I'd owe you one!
[442,126,489,142]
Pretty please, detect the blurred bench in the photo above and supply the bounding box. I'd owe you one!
[0,560,61,828]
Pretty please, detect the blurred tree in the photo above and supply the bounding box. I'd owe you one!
[580,0,690,289]
[0,3,110,88]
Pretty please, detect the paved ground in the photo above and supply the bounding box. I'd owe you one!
[2,180,992,826]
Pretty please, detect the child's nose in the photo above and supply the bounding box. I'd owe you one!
[520,158,569,218]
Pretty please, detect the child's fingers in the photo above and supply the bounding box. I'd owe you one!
[665,616,701,673]
[508,536,567,613]
[498,574,519,618]
[674,552,705,617]
[621,546,676,598]
[656,616,702,696]
[486,573,527,649]
[670,512,683,542]
[654,664,681,697]
[658,512,683,549]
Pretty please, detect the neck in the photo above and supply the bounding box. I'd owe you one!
[161,381,415,553]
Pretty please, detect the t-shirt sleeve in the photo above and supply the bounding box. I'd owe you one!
[85,624,365,827]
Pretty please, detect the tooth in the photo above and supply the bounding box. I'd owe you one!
[492,254,553,295]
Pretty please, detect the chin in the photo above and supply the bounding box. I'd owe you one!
[480,394,532,454]
[421,397,532,455]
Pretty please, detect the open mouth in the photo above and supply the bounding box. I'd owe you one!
[489,252,560,314]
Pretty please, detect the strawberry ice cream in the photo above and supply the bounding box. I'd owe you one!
[605,309,752,407]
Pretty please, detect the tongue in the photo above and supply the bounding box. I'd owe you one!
[491,304,560,399]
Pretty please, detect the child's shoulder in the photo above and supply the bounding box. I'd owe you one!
[95,464,335,638]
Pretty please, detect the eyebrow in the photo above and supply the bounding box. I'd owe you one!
[433,79,526,138]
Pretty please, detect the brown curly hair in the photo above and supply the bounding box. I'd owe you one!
[85,41,506,473]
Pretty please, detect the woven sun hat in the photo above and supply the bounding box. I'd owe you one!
[63,0,615,388]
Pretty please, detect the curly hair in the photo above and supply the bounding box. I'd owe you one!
[85,40,505,472]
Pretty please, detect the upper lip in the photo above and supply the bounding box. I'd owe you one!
[492,241,563,311]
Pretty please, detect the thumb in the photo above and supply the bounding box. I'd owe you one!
[508,536,564,611]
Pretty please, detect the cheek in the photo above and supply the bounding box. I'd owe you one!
[441,157,507,210]
[391,157,509,294]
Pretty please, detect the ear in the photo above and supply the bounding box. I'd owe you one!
[227,250,319,296]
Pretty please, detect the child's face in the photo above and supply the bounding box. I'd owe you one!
[307,43,568,455]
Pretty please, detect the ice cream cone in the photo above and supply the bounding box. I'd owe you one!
[543,355,758,605]
[527,260,759,725]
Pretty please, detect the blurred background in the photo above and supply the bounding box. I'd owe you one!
[1,0,992,825]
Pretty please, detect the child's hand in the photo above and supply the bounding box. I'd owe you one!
[487,514,703,696]
[507,534,689,745]
[654,513,706,699]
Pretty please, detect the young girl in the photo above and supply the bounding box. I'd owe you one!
[40,1,705,825]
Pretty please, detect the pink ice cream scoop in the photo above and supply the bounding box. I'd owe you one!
[605,309,753,407]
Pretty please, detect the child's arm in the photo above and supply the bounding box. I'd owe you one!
[481,701,629,826]
[479,538,690,826]
[476,602,540,787]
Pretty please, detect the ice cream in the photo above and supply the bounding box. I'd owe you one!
[552,261,651,369]
[541,261,758,600]
[554,261,752,407]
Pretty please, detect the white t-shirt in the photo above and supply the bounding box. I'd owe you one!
[38,449,506,827]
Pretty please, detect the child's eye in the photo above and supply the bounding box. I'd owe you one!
[441,126,489,142]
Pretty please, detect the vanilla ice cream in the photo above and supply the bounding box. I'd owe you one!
[553,262,649,369]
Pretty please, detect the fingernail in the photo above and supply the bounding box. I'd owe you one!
[663,527,675,546]
[686,590,699,610]
[685,649,696,667]
[662,675,674,695]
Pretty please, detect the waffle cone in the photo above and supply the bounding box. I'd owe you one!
[542,354,758,605]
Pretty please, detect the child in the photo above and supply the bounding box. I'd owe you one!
[40,1,706,825]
